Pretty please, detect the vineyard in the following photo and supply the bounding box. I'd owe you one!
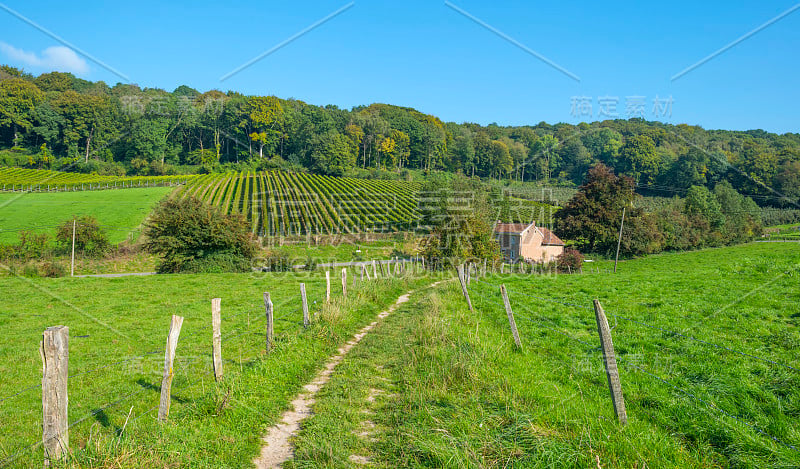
[0,168,192,192]
[177,171,423,236]
[0,168,556,237]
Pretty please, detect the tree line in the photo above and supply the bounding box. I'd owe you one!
[1,65,799,209]
[556,164,764,256]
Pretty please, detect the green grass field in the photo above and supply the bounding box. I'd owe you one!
[2,243,798,467]
[287,243,800,468]
[0,187,174,245]
[0,267,435,467]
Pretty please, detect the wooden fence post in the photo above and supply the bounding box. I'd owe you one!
[211,298,223,381]
[158,315,184,421]
[300,283,309,327]
[342,268,347,297]
[457,265,474,312]
[500,285,522,350]
[264,292,274,351]
[41,325,68,464]
[593,299,627,425]
[360,264,365,281]
[325,271,331,303]
[372,259,377,279]
[379,260,386,277]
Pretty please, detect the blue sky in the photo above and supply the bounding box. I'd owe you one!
[1,0,799,133]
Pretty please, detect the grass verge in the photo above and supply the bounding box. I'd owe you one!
[288,243,799,468]
[0,267,435,467]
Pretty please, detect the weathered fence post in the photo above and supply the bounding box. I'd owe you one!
[264,292,274,350]
[379,260,386,277]
[300,283,309,327]
[360,264,365,281]
[457,265,474,312]
[500,285,522,350]
[211,298,223,381]
[372,259,377,279]
[593,299,627,425]
[342,268,347,297]
[325,271,331,303]
[42,325,68,464]
[158,315,184,421]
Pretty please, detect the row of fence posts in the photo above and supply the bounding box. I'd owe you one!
[37,259,422,465]
[456,262,628,426]
[1,180,187,193]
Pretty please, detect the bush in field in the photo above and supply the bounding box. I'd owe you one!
[144,196,258,273]
[55,216,109,257]
[303,256,318,271]
[261,251,292,272]
[40,260,67,277]
[16,231,50,259]
[556,248,583,273]
[180,252,253,274]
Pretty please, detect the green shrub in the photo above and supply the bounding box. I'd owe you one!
[16,231,49,259]
[40,261,67,278]
[144,196,258,273]
[303,256,317,271]
[556,248,583,273]
[22,262,39,277]
[261,251,292,272]
[55,216,109,257]
[180,252,252,274]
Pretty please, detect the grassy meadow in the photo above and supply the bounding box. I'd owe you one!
[287,242,799,468]
[0,266,435,467]
[0,187,173,245]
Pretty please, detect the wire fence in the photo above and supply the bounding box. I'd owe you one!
[466,272,799,457]
[0,274,353,467]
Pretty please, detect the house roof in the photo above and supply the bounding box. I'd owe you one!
[494,222,533,234]
[538,227,565,246]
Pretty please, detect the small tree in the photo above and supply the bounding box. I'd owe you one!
[56,216,109,257]
[418,175,501,269]
[144,196,258,273]
[556,248,583,273]
[555,163,638,254]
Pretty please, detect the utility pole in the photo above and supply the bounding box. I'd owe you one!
[614,207,625,273]
[70,219,76,277]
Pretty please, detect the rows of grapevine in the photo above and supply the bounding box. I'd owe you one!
[177,171,421,235]
[0,167,194,192]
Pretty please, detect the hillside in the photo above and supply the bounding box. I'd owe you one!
[1,66,799,212]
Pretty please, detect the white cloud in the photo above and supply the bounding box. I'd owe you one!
[0,42,89,75]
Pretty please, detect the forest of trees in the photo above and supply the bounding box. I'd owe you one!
[1,65,799,209]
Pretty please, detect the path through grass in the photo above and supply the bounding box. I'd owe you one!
[289,243,799,468]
